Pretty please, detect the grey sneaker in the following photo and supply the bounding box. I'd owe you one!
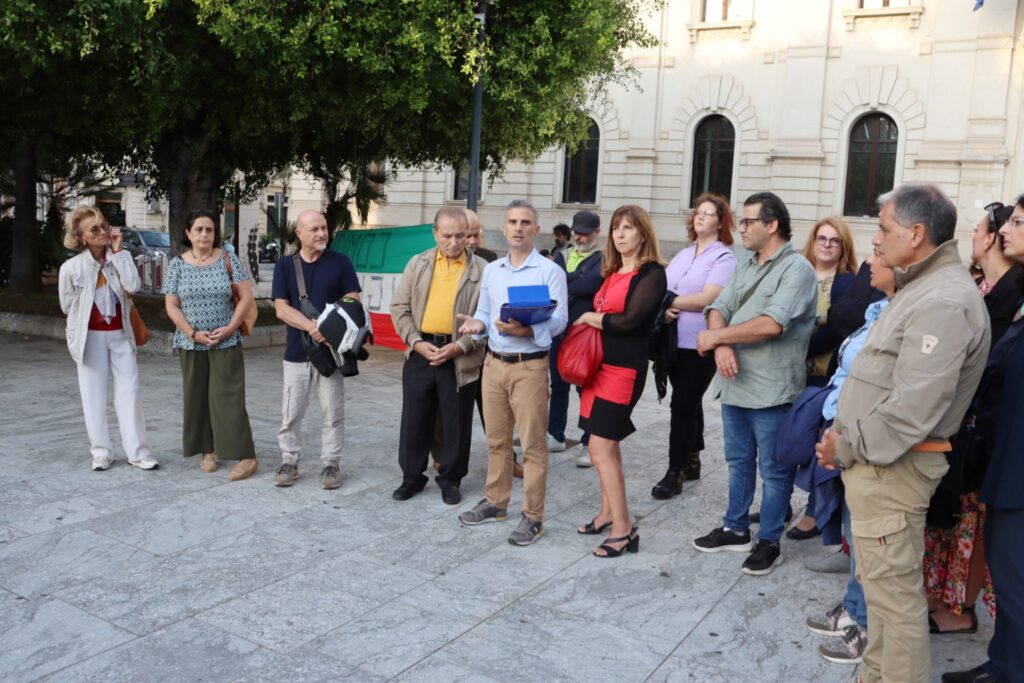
[576,444,593,468]
[818,623,866,664]
[805,547,850,574]
[92,455,112,471]
[806,603,856,637]
[320,464,341,490]
[459,499,508,526]
[547,434,566,453]
[274,463,299,487]
[507,513,544,546]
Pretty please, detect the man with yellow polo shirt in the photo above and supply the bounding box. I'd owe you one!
[390,207,488,504]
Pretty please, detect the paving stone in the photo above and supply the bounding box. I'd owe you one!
[87,498,255,556]
[56,531,322,635]
[0,528,156,599]
[44,618,278,683]
[315,600,475,678]
[0,597,134,682]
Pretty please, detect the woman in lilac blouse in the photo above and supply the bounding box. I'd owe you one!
[652,193,738,499]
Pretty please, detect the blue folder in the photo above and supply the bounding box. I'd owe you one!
[499,285,556,327]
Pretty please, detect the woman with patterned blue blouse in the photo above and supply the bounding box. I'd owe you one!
[163,211,258,481]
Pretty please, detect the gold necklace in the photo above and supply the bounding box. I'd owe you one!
[191,249,214,265]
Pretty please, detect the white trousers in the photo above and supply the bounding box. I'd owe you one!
[76,329,151,462]
[277,361,345,464]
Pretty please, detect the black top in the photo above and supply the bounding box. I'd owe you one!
[979,319,1024,510]
[980,264,1024,350]
[821,260,886,377]
[474,246,498,263]
[271,250,361,362]
[602,261,668,369]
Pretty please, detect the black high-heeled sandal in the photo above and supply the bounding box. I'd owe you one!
[593,527,639,558]
[577,518,612,535]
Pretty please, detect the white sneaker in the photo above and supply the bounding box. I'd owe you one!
[576,445,593,468]
[547,435,566,453]
[92,455,113,471]
[128,457,159,471]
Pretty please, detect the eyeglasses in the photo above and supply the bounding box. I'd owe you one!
[737,218,764,229]
[815,235,842,248]
[692,209,718,220]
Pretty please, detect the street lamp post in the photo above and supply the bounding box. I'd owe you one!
[466,0,488,211]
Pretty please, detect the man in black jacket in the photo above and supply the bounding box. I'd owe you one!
[550,210,604,466]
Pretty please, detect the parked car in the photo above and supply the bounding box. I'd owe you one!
[259,240,280,263]
[121,228,172,259]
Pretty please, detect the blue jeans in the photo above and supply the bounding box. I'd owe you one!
[548,336,588,445]
[721,403,795,544]
[842,499,868,627]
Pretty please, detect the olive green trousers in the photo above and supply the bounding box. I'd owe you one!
[179,345,255,461]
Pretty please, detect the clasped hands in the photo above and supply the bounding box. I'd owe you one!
[193,326,235,347]
[696,329,740,380]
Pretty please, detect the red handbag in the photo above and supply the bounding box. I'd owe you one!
[557,322,603,386]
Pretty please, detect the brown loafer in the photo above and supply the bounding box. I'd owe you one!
[199,453,218,473]
[228,458,258,481]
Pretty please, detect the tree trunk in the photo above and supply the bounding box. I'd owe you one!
[154,135,228,256]
[8,137,41,294]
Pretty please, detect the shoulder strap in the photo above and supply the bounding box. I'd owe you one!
[735,248,797,312]
[292,253,308,301]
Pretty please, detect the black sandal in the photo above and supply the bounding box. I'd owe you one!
[928,604,978,634]
[577,518,612,535]
[593,527,639,558]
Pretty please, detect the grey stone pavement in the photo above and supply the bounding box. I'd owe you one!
[0,331,990,682]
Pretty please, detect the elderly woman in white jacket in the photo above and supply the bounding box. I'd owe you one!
[58,206,158,471]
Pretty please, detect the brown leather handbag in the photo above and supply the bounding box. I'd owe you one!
[127,296,150,347]
[223,252,258,336]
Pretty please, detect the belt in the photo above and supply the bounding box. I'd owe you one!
[911,440,952,453]
[419,332,452,345]
[488,349,548,363]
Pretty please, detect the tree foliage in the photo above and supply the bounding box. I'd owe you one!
[2,0,659,288]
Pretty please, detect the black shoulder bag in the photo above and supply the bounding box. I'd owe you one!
[293,254,338,377]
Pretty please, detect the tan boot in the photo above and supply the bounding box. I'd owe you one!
[228,458,258,481]
[199,453,218,473]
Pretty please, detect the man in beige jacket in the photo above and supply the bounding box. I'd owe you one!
[816,183,990,683]
[390,207,487,505]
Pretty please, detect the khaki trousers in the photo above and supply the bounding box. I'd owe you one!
[481,354,550,522]
[842,451,949,683]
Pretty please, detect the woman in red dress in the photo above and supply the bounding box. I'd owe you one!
[574,205,667,557]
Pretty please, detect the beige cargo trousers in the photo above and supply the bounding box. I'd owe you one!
[842,450,949,683]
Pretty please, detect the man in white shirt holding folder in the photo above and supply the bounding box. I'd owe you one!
[456,199,569,545]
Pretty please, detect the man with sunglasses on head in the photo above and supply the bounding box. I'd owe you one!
[692,191,818,576]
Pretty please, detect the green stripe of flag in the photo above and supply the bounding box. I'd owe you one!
[330,224,435,273]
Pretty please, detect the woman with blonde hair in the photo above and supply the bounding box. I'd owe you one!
[802,217,857,386]
[58,206,158,471]
[574,205,667,557]
[788,216,858,540]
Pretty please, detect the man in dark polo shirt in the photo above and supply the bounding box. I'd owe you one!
[271,210,361,490]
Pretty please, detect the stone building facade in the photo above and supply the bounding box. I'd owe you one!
[368,0,1024,257]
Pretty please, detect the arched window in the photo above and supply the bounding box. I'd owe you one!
[562,119,600,204]
[843,113,898,217]
[690,115,735,201]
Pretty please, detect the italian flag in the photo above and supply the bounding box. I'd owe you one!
[329,224,436,350]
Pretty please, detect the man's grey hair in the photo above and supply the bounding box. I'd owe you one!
[433,206,468,232]
[878,183,957,246]
[506,199,539,224]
